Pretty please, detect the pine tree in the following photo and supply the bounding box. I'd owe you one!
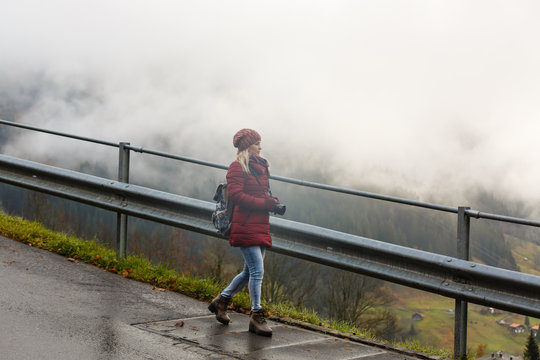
[524,331,540,360]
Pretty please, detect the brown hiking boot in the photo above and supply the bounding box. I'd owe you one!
[249,309,272,337]
[208,294,232,325]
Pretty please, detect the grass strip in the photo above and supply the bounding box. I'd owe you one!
[0,211,450,359]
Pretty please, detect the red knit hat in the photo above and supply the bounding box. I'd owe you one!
[233,128,261,151]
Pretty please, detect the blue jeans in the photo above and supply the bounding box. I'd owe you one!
[221,246,266,312]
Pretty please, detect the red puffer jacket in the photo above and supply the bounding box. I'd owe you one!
[226,156,276,247]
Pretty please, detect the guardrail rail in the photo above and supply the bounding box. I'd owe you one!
[2,119,540,359]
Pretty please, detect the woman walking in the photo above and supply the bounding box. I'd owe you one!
[208,128,282,337]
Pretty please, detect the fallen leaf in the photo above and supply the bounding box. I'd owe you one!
[3,260,15,265]
[152,286,166,292]
[122,270,129,277]
[68,258,78,263]
[175,321,184,327]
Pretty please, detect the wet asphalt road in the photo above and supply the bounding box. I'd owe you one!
[0,235,429,360]
[0,235,235,360]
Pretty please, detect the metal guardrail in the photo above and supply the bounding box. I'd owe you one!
[0,119,119,148]
[4,119,539,227]
[1,154,539,319]
[2,118,540,359]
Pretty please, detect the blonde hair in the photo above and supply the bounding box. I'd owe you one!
[236,149,251,174]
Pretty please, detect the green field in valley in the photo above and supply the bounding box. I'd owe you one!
[389,234,540,357]
[391,286,537,356]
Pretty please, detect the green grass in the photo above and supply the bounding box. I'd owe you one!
[0,212,451,358]
[506,234,540,276]
[0,212,222,302]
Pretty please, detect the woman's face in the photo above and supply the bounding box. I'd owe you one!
[248,141,262,157]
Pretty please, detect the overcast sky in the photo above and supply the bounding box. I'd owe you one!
[1,1,539,215]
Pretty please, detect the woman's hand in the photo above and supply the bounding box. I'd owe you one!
[264,197,278,211]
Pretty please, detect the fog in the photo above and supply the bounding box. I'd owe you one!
[1,1,540,216]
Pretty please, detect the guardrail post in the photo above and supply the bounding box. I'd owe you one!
[117,142,130,258]
[454,206,470,359]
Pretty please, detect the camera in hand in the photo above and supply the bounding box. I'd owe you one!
[273,204,286,216]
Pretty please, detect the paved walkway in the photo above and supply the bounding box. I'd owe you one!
[0,235,435,360]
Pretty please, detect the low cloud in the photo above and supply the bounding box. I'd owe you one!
[1,1,540,217]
